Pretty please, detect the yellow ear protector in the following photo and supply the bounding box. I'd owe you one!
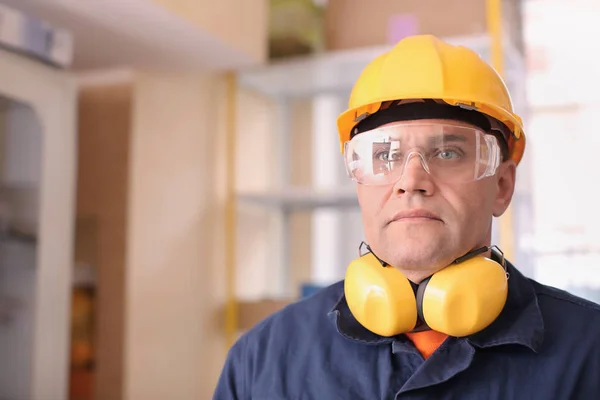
[344,243,509,338]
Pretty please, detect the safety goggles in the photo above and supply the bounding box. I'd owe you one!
[344,123,502,186]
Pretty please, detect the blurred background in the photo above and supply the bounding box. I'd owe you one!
[0,0,598,399]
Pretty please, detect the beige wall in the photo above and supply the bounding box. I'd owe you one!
[74,71,319,399]
[76,72,231,399]
[124,72,228,400]
[151,0,268,63]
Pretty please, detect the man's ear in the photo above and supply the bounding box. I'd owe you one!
[493,160,517,217]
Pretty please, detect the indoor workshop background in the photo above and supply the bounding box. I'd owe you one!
[0,0,597,399]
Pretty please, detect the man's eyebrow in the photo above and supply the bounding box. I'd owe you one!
[429,133,468,144]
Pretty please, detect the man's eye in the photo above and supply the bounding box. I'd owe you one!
[377,151,401,161]
[435,149,461,160]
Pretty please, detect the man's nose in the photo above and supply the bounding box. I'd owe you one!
[392,152,435,195]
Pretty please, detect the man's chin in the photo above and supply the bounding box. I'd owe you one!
[372,231,455,268]
[391,256,446,272]
[384,244,453,273]
[385,224,446,247]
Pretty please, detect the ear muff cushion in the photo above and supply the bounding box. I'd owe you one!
[421,256,508,337]
[345,253,418,337]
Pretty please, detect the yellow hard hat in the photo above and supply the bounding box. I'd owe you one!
[337,34,525,165]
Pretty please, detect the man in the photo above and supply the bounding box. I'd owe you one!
[214,35,600,399]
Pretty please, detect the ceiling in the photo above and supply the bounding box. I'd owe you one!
[0,0,259,72]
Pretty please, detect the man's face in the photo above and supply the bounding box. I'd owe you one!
[353,119,516,282]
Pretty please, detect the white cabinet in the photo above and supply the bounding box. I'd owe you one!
[0,47,76,400]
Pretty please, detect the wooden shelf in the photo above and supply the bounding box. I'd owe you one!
[237,33,525,99]
[237,187,359,210]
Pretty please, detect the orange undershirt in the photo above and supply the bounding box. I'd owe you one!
[405,330,449,359]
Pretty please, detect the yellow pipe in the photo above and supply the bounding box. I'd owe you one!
[224,71,239,348]
[487,0,504,78]
[486,0,515,261]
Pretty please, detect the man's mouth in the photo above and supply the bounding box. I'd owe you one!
[389,209,443,224]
